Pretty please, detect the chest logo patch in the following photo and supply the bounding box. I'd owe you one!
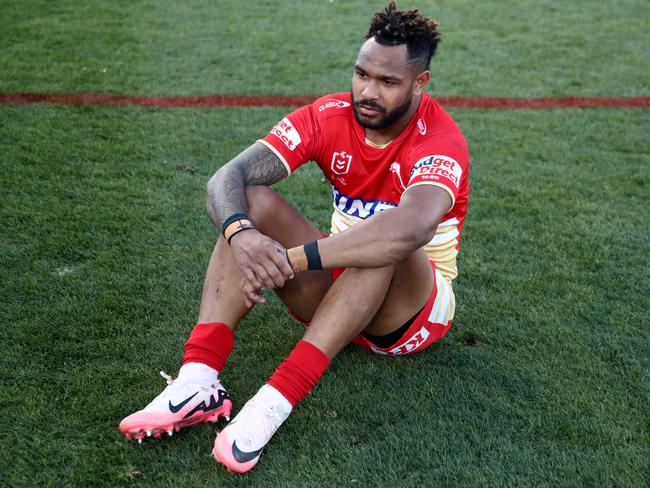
[319,99,351,112]
[271,117,301,151]
[331,151,352,175]
[417,118,427,135]
[410,155,463,188]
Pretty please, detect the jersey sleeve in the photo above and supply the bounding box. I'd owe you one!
[403,133,468,209]
[258,103,320,175]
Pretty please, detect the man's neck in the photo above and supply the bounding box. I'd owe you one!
[364,94,421,146]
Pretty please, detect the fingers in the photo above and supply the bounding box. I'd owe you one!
[240,276,265,308]
[239,245,293,290]
[239,258,281,290]
[238,247,292,308]
[243,240,292,289]
[238,263,265,292]
[230,231,295,291]
[268,243,295,280]
[254,253,291,288]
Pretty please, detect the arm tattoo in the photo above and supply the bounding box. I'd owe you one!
[206,142,288,228]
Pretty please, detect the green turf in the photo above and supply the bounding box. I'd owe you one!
[1,104,648,486]
[1,0,649,486]
[0,0,648,97]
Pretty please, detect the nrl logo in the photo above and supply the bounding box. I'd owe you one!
[331,151,352,175]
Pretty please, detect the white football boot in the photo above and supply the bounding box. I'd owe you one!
[212,384,292,473]
[119,365,232,442]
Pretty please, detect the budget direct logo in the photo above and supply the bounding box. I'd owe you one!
[410,155,462,188]
[318,99,351,112]
[271,117,302,151]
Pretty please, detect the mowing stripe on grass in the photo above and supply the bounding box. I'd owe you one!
[1,92,649,109]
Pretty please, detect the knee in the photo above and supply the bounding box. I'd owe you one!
[246,186,282,223]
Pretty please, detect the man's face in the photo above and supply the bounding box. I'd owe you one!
[351,37,421,130]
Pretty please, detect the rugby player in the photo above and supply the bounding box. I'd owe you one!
[120,1,469,474]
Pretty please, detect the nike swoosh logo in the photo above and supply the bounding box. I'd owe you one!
[232,440,263,463]
[168,391,199,413]
[183,389,230,419]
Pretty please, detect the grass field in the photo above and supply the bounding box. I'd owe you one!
[1,1,649,486]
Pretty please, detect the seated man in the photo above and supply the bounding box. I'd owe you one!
[120,1,469,474]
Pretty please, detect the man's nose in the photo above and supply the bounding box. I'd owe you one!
[361,80,379,100]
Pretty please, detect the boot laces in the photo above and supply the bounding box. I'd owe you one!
[160,371,173,385]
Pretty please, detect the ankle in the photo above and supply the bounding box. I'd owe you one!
[267,340,330,406]
[177,362,220,383]
[257,384,293,420]
[182,322,234,372]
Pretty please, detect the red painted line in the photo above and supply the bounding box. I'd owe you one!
[436,96,650,109]
[0,92,648,109]
[0,93,316,108]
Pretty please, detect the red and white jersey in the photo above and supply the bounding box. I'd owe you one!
[259,92,469,282]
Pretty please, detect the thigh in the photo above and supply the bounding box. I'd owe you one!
[246,186,332,321]
[352,264,455,356]
[362,247,434,336]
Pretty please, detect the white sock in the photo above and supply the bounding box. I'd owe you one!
[258,384,293,421]
[177,362,219,383]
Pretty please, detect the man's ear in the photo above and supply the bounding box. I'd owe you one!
[414,70,431,95]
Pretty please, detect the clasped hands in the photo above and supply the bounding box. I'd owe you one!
[229,229,295,307]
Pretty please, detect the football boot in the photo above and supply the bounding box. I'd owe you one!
[119,371,232,442]
[212,384,292,473]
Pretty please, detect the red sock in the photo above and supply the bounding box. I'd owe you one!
[267,340,331,406]
[181,322,234,373]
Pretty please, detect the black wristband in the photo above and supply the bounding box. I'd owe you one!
[221,213,249,235]
[303,241,322,270]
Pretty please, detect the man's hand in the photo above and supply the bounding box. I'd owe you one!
[229,229,294,307]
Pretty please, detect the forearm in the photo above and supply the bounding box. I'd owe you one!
[205,142,288,229]
[206,164,247,229]
[288,206,436,272]
[287,185,453,273]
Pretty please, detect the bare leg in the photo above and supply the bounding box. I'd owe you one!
[363,247,434,336]
[303,248,433,358]
[211,191,436,474]
[247,187,433,332]
[197,186,332,329]
[197,185,432,348]
[196,237,251,329]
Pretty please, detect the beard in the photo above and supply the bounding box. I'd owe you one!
[351,89,414,130]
